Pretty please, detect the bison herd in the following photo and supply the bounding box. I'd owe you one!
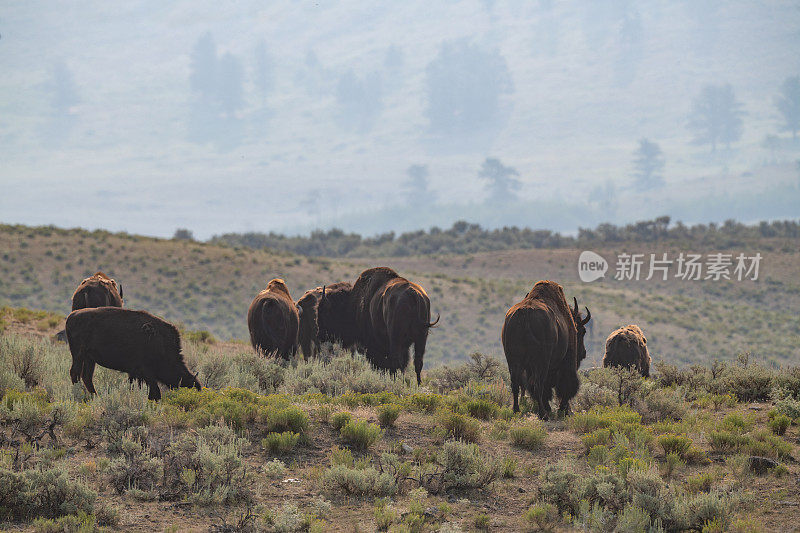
[61,268,653,417]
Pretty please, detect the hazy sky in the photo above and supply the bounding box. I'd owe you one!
[1,1,799,238]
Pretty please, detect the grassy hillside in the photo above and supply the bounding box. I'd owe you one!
[1,223,798,366]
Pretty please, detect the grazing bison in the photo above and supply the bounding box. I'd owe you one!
[247,279,300,359]
[603,324,650,377]
[352,267,439,384]
[501,280,591,418]
[65,307,200,400]
[298,282,356,358]
[71,272,124,310]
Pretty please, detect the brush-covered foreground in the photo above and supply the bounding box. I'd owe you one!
[0,329,798,532]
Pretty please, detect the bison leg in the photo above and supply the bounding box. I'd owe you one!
[69,358,82,385]
[145,375,161,401]
[81,360,97,395]
[510,371,521,413]
[413,339,425,386]
[555,368,579,418]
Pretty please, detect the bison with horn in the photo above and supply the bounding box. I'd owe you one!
[352,267,439,385]
[502,280,591,418]
[247,278,300,359]
[297,281,357,359]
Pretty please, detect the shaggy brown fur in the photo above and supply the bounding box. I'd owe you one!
[603,324,650,377]
[299,282,356,358]
[352,267,438,384]
[71,271,123,311]
[65,307,200,400]
[501,280,591,418]
[247,279,300,359]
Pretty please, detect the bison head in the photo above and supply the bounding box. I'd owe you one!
[180,370,202,391]
[571,297,591,365]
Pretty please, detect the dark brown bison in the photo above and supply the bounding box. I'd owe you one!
[603,324,650,377]
[247,278,300,359]
[297,281,355,358]
[501,280,591,418]
[55,271,125,343]
[65,307,200,400]
[352,267,439,385]
[71,271,124,310]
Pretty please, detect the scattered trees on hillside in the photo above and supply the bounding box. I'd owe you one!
[172,229,195,241]
[41,61,80,145]
[210,217,800,257]
[478,158,521,205]
[254,39,275,106]
[775,75,800,141]
[687,83,744,152]
[188,32,245,149]
[632,138,665,190]
[425,40,513,142]
[335,70,383,133]
[403,165,434,206]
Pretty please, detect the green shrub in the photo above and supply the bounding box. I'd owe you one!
[406,392,442,412]
[340,419,383,450]
[523,502,559,532]
[319,465,397,497]
[330,411,352,430]
[615,504,660,533]
[767,414,791,435]
[538,461,581,513]
[161,423,252,505]
[464,398,499,420]
[33,512,98,533]
[774,395,800,420]
[657,434,692,458]
[262,431,300,455]
[720,413,753,433]
[672,491,734,531]
[374,499,398,531]
[501,457,517,478]
[709,429,751,454]
[0,466,96,522]
[712,364,774,402]
[377,404,401,427]
[509,421,547,450]
[263,459,287,479]
[437,410,481,443]
[587,445,611,468]
[473,513,491,531]
[686,472,714,494]
[424,440,500,493]
[581,428,612,450]
[637,387,686,423]
[106,437,163,494]
[264,405,309,434]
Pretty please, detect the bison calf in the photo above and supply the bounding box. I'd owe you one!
[65,307,201,400]
[603,324,651,377]
[248,278,300,359]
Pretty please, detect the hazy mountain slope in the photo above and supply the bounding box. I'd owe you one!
[1,224,797,366]
[1,1,799,237]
